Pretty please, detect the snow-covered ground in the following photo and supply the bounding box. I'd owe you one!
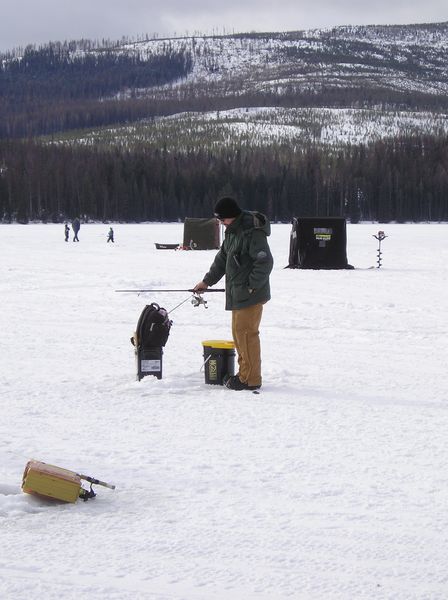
[1,222,447,599]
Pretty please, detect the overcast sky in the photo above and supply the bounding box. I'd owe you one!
[1,0,446,52]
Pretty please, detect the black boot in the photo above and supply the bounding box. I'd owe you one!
[224,375,260,391]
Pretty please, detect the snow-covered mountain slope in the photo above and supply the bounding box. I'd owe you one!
[72,106,448,150]
[118,23,448,100]
[40,22,448,149]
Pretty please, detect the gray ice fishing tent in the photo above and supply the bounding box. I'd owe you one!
[287,217,353,269]
[183,217,220,250]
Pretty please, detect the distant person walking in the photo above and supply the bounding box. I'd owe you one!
[72,218,80,242]
[64,223,70,242]
[107,227,114,243]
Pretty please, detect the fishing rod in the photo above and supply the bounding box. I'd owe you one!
[115,288,225,293]
[77,473,116,490]
[76,472,116,501]
[116,288,225,311]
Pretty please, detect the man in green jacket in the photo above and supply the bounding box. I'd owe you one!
[194,196,273,391]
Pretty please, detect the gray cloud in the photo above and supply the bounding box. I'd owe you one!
[1,0,446,52]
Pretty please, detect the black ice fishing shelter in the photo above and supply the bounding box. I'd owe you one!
[183,217,220,250]
[287,217,353,269]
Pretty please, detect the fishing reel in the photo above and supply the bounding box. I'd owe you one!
[191,293,208,309]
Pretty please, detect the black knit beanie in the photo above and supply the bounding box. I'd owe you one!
[214,196,242,219]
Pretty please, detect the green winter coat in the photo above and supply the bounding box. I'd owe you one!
[203,210,274,310]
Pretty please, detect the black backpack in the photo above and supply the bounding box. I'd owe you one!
[132,303,172,349]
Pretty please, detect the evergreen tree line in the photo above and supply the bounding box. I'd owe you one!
[0,44,193,138]
[2,84,447,140]
[1,135,447,224]
[0,43,193,101]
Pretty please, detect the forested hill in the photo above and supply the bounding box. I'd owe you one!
[0,40,193,138]
[0,24,448,223]
[1,23,448,138]
[1,44,191,101]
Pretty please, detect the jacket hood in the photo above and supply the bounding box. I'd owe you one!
[237,210,271,236]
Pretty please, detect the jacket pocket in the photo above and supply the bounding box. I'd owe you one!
[233,284,251,304]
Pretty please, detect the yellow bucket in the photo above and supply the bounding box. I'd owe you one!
[201,340,235,385]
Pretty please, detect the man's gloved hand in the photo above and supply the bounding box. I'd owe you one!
[193,281,209,293]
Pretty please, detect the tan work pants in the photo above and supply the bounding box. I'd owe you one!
[231,303,264,387]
